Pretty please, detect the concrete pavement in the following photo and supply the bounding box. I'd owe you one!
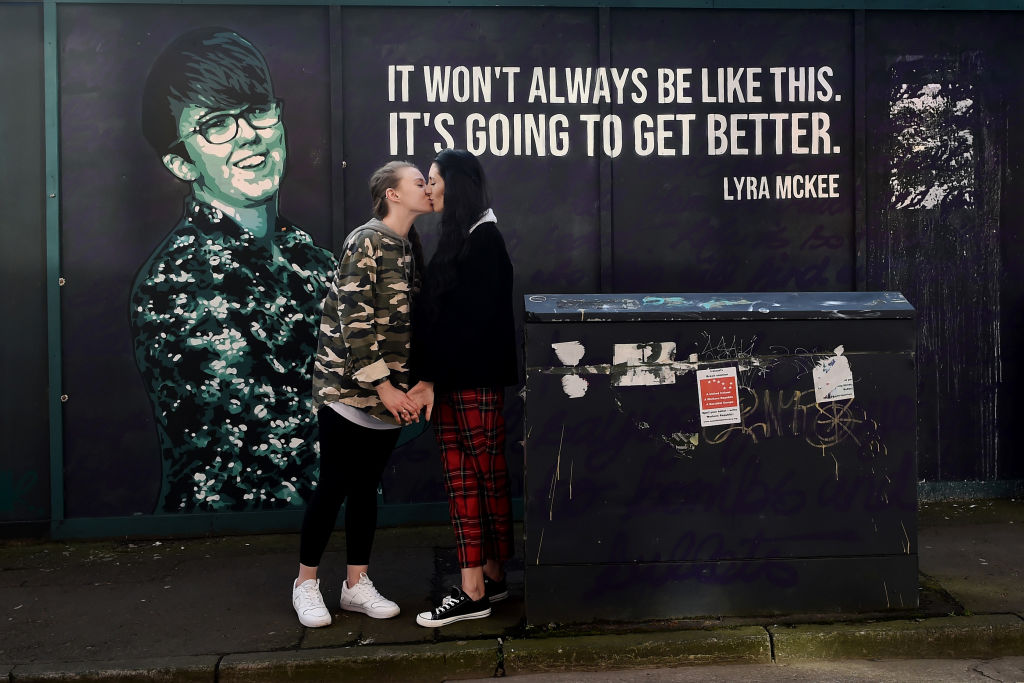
[460,657,1024,682]
[0,499,1022,681]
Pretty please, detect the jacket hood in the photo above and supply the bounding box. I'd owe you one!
[350,217,413,246]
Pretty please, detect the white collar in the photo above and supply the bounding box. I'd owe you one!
[468,208,497,234]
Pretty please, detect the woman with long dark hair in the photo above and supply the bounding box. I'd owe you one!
[410,149,518,627]
[291,161,432,628]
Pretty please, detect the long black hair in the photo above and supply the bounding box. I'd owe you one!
[426,148,490,303]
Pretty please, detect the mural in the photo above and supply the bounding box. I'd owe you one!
[129,28,334,512]
[57,6,425,519]
[56,7,855,520]
[35,6,1017,529]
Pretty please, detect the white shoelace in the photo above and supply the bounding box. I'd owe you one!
[436,593,460,613]
[350,577,388,604]
[297,581,324,605]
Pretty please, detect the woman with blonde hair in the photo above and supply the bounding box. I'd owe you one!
[291,161,433,628]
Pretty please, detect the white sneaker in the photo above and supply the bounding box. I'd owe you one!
[292,578,332,628]
[340,572,400,619]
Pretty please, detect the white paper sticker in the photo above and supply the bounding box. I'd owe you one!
[697,366,742,426]
[813,345,855,403]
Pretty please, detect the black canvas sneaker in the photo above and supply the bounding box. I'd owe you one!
[416,586,491,627]
[483,574,508,603]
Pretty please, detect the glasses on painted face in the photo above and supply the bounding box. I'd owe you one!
[169,100,282,149]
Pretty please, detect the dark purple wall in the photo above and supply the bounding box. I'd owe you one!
[0,3,47,526]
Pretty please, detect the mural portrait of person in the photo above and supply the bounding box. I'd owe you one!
[130,27,335,513]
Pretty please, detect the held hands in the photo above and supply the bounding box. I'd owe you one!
[408,381,435,421]
[376,381,421,425]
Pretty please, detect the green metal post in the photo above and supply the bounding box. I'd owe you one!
[44,0,64,534]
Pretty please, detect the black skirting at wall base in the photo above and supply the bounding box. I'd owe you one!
[40,499,525,541]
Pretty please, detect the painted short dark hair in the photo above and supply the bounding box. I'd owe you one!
[141,27,274,155]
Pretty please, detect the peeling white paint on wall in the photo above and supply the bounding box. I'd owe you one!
[551,340,586,366]
[813,345,855,403]
[551,342,589,397]
[612,342,677,387]
[560,374,588,399]
[661,431,699,455]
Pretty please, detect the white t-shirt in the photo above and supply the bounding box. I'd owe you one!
[328,401,400,430]
[469,208,497,234]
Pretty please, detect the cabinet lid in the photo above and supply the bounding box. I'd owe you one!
[524,292,914,322]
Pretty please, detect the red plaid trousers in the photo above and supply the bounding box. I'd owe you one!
[432,387,514,568]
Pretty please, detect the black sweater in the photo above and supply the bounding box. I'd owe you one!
[412,221,518,391]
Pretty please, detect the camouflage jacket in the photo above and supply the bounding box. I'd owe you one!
[130,197,335,513]
[312,219,420,425]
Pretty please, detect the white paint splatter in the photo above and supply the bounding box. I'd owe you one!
[889,80,974,209]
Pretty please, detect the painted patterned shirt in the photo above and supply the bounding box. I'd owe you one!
[130,198,335,513]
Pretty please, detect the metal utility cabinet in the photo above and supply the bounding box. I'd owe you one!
[523,292,917,623]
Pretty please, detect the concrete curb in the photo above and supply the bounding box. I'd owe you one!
[219,640,498,682]
[8,614,1024,681]
[503,626,773,674]
[9,655,219,682]
[770,614,1024,661]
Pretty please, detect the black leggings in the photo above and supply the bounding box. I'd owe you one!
[299,407,400,567]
